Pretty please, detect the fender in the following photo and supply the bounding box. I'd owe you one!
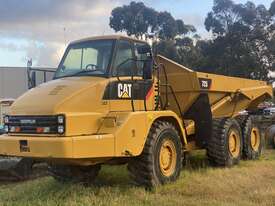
[98,110,187,157]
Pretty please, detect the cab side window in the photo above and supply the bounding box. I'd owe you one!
[113,40,135,76]
[135,43,153,79]
[134,43,149,76]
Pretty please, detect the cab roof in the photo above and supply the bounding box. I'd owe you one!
[70,35,148,45]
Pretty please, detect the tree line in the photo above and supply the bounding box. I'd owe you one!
[109,0,275,81]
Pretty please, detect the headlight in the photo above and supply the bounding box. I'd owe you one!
[58,126,64,134]
[57,115,65,124]
[10,126,16,132]
[57,115,65,135]
[4,116,9,124]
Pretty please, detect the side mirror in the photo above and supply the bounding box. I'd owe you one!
[143,58,153,80]
[31,71,36,87]
[136,44,152,79]
[137,44,151,55]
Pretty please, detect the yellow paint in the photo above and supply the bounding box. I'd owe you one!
[228,130,241,158]
[250,127,260,151]
[157,55,272,119]
[159,139,177,177]
[0,111,186,165]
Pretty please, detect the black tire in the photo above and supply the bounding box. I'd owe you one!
[127,121,182,188]
[12,158,35,180]
[241,116,263,160]
[264,125,275,149]
[235,115,249,127]
[207,118,242,167]
[48,164,101,185]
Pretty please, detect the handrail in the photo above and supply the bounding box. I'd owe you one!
[27,67,56,89]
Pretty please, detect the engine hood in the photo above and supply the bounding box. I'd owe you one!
[11,77,109,115]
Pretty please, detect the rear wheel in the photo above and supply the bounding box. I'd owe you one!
[263,125,275,149]
[48,164,101,185]
[207,118,242,167]
[242,116,263,159]
[127,121,182,188]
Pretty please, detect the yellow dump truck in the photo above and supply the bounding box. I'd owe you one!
[0,35,272,187]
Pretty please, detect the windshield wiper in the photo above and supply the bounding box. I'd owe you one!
[60,69,104,78]
[73,69,100,75]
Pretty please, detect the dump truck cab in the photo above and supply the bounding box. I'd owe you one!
[55,35,155,112]
[0,35,272,187]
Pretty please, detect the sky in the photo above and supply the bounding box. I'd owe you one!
[0,0,273,67]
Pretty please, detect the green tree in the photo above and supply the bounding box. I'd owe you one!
[109,1,196,40]
[153,40,179,62]
[109,2,157,39]
[202,0,275,80]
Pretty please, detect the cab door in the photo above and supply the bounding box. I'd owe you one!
[103,39,154,112]
[106,40,141,112]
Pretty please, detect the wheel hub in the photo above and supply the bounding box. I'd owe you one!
[159,139,177,177]
[250,127,260,151]
[228,130,240,158]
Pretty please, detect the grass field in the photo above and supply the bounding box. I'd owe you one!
[1,150,275,206]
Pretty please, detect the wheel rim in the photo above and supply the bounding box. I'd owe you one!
[159,139,177,177]
[250,127,260,151]
[228,130,241,158]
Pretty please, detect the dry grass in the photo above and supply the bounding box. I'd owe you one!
[1,150,275,206]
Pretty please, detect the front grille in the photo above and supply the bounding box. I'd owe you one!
[6,115,62,134]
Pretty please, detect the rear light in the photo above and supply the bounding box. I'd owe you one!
[36,127,44,133]
[36,127,51,133]
[15,127,21,133]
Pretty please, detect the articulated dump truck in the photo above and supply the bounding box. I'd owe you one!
[0,35,272,187]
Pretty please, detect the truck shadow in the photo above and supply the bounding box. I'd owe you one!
[92,150,210,188]
[183,150,210,171]
[0,151,210,190]
[0,153,211,204]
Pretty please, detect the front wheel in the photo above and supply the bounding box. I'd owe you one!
[128,121,182,188]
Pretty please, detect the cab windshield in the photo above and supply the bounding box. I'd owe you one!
[55,40,114,78]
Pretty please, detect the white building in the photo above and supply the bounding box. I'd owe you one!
[0,67,55,99]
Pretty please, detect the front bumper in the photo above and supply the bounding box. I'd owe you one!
[0,134,114,159]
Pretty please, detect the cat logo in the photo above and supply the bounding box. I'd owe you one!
[118,83,132,98]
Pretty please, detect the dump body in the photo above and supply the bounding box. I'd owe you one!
[157,55,273,120]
